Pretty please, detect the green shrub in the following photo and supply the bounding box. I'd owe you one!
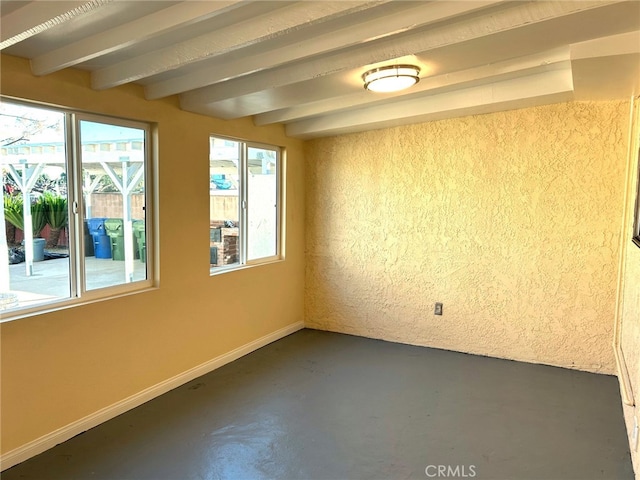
[3,193,48,237]
[30,196,48,237]
[42,192,68,247]
[4,194,24,231]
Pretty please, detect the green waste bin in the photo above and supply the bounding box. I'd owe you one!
[105,218,125,261]
[132,220,143,260]
[133,220,146,263]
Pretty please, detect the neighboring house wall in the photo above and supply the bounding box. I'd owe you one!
[0,54,305,456]
[305,100,629,374]
[87,193,145,220]
[209,195,239,222]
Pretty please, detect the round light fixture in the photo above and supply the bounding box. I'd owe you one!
[362,64,420,93]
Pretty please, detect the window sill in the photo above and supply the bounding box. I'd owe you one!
[0,282,158,323]
[209,257,283,277]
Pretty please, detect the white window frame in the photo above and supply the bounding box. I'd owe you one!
[0,97,155,320]
[209,136,282,275]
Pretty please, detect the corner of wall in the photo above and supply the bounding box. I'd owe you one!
[614,95,640,476]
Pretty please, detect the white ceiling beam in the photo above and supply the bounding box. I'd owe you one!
[227,56,568,121]
[571,53,640,100]
[1,0,110,50]
[180,0,615,112]
[30,1,245,76]
[294,90,577,139]
[254,48,571,125]
[570,30,640,60]
[91,1,382,90]
[285,68,575,139]
[144,0,502,100]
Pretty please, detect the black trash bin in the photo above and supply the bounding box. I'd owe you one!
[83,220,94,256]
[133,220,146,263]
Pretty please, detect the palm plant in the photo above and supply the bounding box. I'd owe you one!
[42,192,68,247]
[30,196,48,238]
[3,193,48,237]
[4,194,24,231]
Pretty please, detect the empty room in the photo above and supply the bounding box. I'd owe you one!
[1,1,639,479]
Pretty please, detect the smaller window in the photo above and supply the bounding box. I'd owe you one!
[209,136,281,272]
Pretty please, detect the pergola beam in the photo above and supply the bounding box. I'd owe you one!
[6,162,46,276]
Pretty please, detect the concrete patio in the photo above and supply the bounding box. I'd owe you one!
[7,254,146,310]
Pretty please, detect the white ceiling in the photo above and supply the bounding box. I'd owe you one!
[2,1,639,139]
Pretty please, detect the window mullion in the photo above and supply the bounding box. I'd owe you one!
[240,142,248,265]
[66,113,83,298]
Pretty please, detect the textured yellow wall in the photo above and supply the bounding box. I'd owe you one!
[618,98,640,475]
[305,101,629,374]
[0,55,305,454]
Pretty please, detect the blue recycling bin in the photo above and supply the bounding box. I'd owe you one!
[87,217,111,258]
[87,217,107,236]
[93,234,111,259]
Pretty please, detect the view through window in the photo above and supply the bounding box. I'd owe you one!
[209,136,279,271]
[1,100,152,315]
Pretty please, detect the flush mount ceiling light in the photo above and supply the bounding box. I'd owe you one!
[362,64,420,93]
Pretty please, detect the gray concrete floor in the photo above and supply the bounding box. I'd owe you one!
[8,255,146,309]
[2,329,634,480]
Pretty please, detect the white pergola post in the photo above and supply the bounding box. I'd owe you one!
[83,171,104,219]
[8,161,45,277]
[100,157,143,283]
[121,159,134,282]
[23,185,33,276]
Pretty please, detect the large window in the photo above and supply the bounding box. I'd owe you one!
[1,99,153,316]
[209,136,280,272]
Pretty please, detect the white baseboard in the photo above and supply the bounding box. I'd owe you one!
[0,321,304,472]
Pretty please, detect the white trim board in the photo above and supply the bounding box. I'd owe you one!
[0,321,304,471]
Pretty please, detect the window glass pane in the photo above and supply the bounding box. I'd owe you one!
[210,137,240,269]
[1,102,70,311]
[79,120,147,290]
[247,146,277,260]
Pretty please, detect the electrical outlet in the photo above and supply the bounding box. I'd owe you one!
[633,415,639,452]
[434,302,443,316]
